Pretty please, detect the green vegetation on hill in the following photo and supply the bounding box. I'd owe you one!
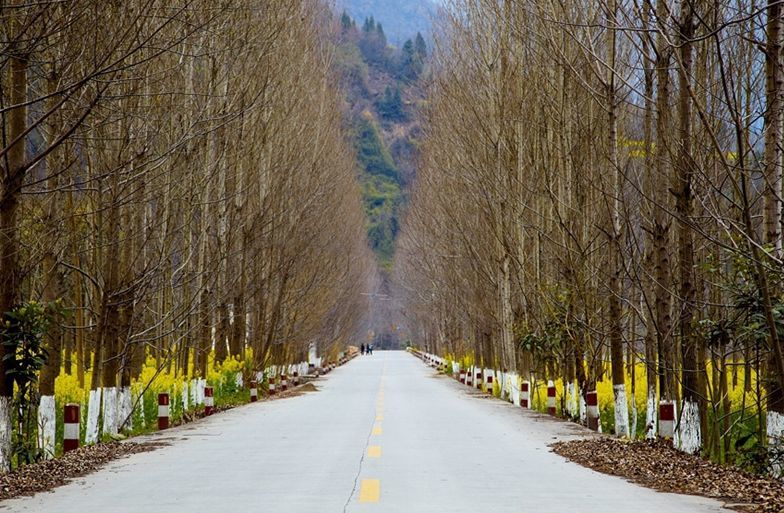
[352,113,402,268]
[376,85,407,122]
[354,114,399,180]
[333,11,427,270]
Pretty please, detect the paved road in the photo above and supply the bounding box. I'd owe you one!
[4,351,728,513]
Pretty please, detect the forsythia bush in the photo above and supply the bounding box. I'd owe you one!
[51,349,258,442]
[529,362,762,436]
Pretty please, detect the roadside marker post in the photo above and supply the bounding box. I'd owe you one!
[250,381,258,402]
[521,381,530,408]
[204,386,214,416]
[659,400,675,438]
[158,393,170,430]
[587,390,599,431]
[63,403,80,452]
[547,381,557,415]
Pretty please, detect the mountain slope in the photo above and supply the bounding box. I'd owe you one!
[333,14,427,271]
[336,0,437,45]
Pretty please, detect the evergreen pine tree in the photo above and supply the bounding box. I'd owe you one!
[376,23,387,48]
[363,17,374,32]
[399,39,423,81]
[414,32,427,59]
[340,11,352,32]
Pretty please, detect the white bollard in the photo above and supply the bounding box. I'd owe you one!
[158,393,170,430]
[485,374,494,394]
[204,386,214,416]
[659,400,675,438]
[547,380,556,415]
[587,390,600,431]
[63,403,80,452]
[521,381,530,408]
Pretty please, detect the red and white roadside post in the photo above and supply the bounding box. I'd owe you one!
[475,370,483,390]
[293,371,300,386]
[586,390,599,431]
[204,386,214,416]
[281,374,288,392]
[63,403,80,452]
[250,381,258,402]
[485,374,494,394]
[547,381,557,416]
[659,400,676,438]
[269,376,277,395]
[459,369,466,384]
[521,381,530,408]
[158,393,170,430]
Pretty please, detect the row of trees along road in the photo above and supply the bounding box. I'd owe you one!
[395,0,784,468]
[0,0,376,470]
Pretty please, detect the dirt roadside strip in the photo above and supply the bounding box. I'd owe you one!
[552,437,784,513]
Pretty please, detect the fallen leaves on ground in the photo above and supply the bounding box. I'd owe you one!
[552,438,784,513]
[0,442,157,501]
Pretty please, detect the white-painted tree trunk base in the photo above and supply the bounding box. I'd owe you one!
[498,372,506,399]
[767,411,784,478]
[566,383,578,419]
[676,400,701,454]
[198,379,206,404]
[645,387,657,439]
[190,379,199,405]
[613,384,630,437]
[579,391,586,424]
[37,395,56,459]
[136,390,145,425]
[235,372,243,388]
[182,382,189,411]
[86,389,101,444]
[102,387,118,435]
[117,387,132,432]
[510,373,520,406]
[0,397,10,472]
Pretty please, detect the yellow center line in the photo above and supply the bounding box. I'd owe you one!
[372,424,382,435]
[368,445,382,458]
[359,479,380,503]
[375,414,383,421]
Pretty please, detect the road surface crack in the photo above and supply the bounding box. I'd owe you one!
[342,424,374,512]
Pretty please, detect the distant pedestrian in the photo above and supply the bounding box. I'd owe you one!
[368,344,373,355]
[361,344,366,355]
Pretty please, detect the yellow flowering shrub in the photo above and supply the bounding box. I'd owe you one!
[51,349,260,437]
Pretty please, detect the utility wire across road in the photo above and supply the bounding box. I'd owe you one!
[5,351,729,513]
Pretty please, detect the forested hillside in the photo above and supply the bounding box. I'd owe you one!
[336,0,437,44]
[333,12,428,270]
